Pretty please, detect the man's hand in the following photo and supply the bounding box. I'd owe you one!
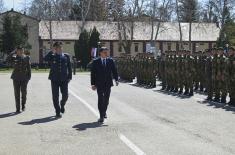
[92,85,97,91]
[115,81,119,86]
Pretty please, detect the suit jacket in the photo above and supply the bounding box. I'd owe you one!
[44,51,72,82]
[8,54,31,81]
[91,57,118,89]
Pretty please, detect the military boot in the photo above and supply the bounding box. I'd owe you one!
[228,98,235,106]
[220,96,226,104]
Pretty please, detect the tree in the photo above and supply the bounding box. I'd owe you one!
[208,0,235,47]
[74,30,90,69]
[0,14,30,58]
[148,0,174,48]
[88,0,108,21]
[70,0,92,31]
[178,0,199,51]
[107,0,125,21]
[116,0,146,54]
[28,0,74,20]
[223,22,235,46]
[175,0,183,50]
[89,27,100,49]
[28,0,75,48]
[216,7,234,47]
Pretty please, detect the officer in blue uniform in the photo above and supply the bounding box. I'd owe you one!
[44,42,72,118]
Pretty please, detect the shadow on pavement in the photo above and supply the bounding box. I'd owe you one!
[0,112,20,118]
[18,116,60,125]
[73,122,108,131]
[154,89,191,99]
[198,100,235,113]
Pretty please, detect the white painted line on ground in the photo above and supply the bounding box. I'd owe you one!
[69,88,99,117]
[119,134,146,155]
[69,88,146,155]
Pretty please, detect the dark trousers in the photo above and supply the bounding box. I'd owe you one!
[97,87,111,118]
[13,80,29,110]
[51,81,68,114]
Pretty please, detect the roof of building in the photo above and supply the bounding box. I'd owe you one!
[39,21,220,42]
[0,9,40,22]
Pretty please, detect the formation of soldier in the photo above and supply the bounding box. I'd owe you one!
[116,53,158,88]
[116,48,235,106]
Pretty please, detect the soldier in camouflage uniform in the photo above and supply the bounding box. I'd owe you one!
[159,52,166,90]
[193,51,200,91]
[199,51,207,92]
[184,51,195,96]
[7,47,31,113]
[212,49,220,102]
[177,50,184,94]
[205,49,213,101]
[227,48,235,106]
[218,49,228,103]
[172,51,178,92]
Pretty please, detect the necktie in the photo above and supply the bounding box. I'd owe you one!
[103,59,106,67]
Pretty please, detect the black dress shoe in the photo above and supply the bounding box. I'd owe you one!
[56,114,62,118]
[16,110,21,113]
[104,114,107,119]
[98,118,104,123]
[220,98,226,104]
[22,105,25,111]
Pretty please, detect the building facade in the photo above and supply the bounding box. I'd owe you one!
[39,21,219,63]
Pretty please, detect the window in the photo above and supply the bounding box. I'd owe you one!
[65,41,71,44]
[200,43,205,46]
[134,43,139,52]
[167,43,172,50]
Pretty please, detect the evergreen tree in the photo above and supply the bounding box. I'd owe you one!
[0,14,30,56]
[178,0,199,22]
[74,30,90,69]
[89,27,100,49]
[0,14,14,55]
[216,5,234,47]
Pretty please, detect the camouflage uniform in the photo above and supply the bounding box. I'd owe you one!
[228,50,235,105]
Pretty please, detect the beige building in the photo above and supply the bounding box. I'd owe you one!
[0,10,40,63]
[39,21,220,63]
[0,10,221,63]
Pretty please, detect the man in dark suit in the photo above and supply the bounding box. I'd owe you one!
[91,47,119,123]
[7,47,31,113]
[44,42,72,118]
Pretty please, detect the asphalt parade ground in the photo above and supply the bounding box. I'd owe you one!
[0,73,235,155]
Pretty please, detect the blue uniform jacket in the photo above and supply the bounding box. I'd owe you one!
[44,51,72,82]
